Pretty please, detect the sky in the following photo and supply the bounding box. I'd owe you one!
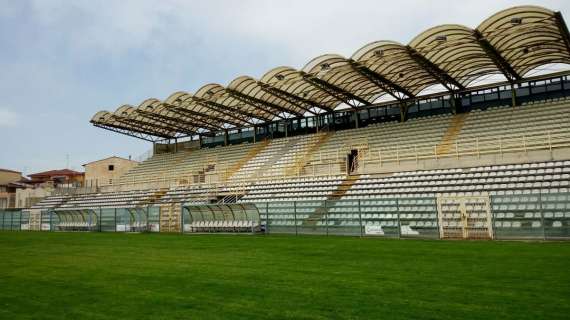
[1,0,569,175]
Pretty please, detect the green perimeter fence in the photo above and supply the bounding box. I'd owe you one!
[1,192,569,240]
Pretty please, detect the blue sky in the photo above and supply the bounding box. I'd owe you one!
[1,0,569,175]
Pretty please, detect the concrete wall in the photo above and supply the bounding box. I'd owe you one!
[84,158,138,187]
[15,187,52,208]
[359,148,570,175]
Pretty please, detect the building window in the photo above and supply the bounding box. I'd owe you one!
[108,165,114,171]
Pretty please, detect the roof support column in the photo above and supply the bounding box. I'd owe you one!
[224,130,229,146]
[399,102,409,123]
[315,115,320,134]
[331,112,337,131]
[253,125,257,143]
[511,84,518,108]
[449,94,462,114]
[354,111,360,129]
[284,119,288,138]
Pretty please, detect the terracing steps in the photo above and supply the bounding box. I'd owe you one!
[140,189,168,206]
[258,138,300,175]
[223,139,270,181]
[286,131,334,176]
[303,174,361,226]
[435,113,468,156]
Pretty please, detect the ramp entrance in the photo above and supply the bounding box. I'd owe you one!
[183,203,261,233]
[437,195,493,239]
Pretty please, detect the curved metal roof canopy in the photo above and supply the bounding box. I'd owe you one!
[92,5,570,141]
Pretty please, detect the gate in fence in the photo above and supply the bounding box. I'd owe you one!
[436,195,493,239]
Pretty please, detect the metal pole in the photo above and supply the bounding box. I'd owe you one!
[489,195,496,240]
[511,84,517,108]
[180,203,184,234]
[266,202,270,235]
[293,201,297,236]
[539,191,546,241]
[434,198,440,240]
[396,199,401,239]
[146,205,150,232]
[358,199,363,237]
[325,201,329,236]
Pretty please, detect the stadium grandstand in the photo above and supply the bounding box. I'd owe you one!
[6,5,570,240]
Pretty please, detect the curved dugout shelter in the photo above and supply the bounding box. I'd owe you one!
[91,6,570,142]
[183,203,261,233]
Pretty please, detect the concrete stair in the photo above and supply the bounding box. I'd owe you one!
[159,203,181,232]
[287,131,334,176]
[435,113,468,156]
[303,174,360,226]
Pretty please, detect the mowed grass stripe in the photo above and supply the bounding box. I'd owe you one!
[0,232,568,320]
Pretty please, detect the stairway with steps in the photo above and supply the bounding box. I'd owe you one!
[159,203,181,232]
[141,189,168,206]
[223,139,270,181]
[435,113,468,156]
[287,131,334,176]
[303,174,360,226]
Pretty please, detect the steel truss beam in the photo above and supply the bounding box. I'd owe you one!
[474,30,522,82]
[193,97,267,123]
[406,46,466,91]
[555,11,570,56]
[301,72,370,109]
[163,102,242,128]
[93,123,165,141]
[225,88,292,119]
[257,83,321,114]
[349,60,415,100]
[112,116,180,138]
[138,110,218,133]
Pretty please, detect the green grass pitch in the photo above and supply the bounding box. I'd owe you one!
[0,232,568,319]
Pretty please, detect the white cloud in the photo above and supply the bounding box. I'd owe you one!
[0,108,19,127]
[25,0,570,71]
